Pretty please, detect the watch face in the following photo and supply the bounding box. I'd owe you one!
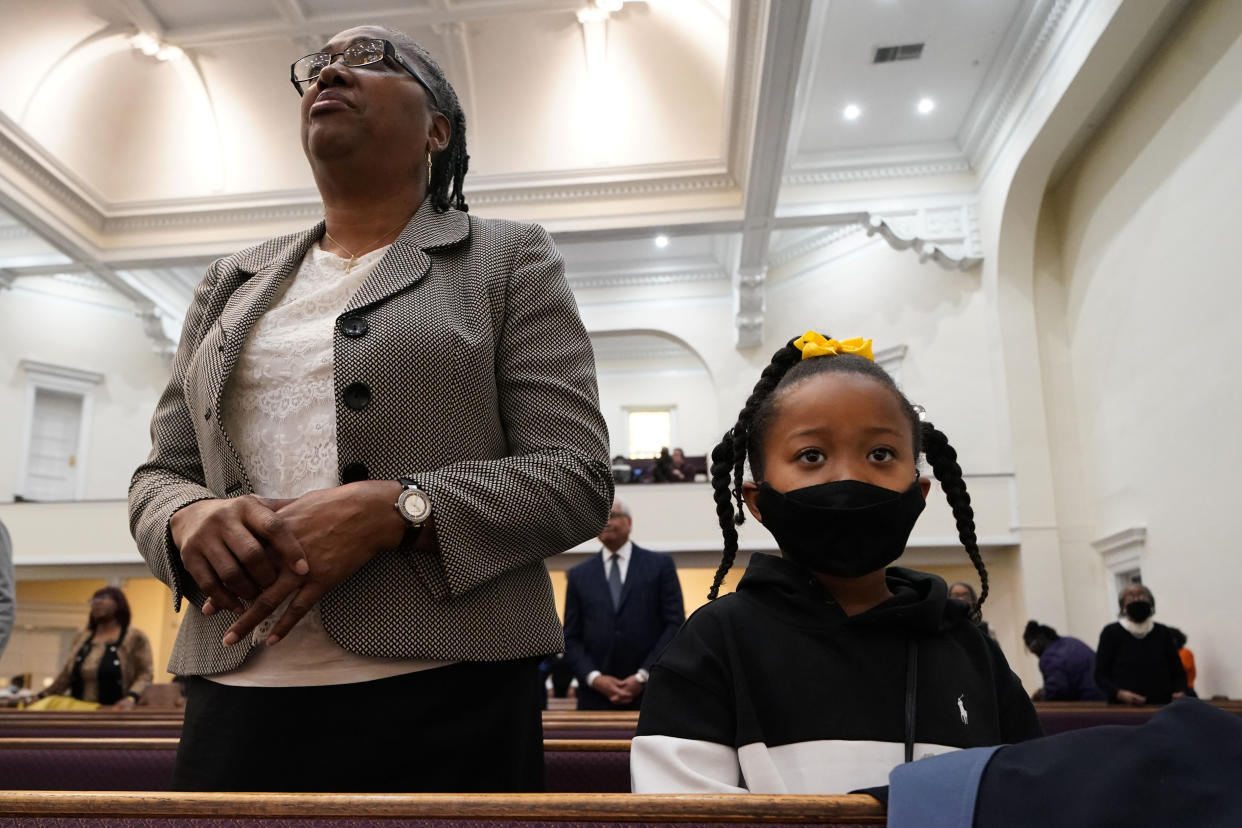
[399,488,432,524]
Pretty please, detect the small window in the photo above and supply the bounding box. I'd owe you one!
[627,409,672,459]
[16,361,102,502]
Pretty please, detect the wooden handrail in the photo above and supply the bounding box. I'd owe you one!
[0,791,885,822]
[0,709,647,721]
[0,738,631,752]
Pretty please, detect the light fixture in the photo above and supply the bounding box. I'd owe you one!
[842,104,862,121]
[654,234,670,249]
[917,97,936,115]
[129,32,184,62]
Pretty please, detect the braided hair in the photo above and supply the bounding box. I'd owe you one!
[707,335,989,622]
[380,28,470,213]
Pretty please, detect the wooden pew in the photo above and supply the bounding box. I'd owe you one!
[5,702,1238,741]
[0,711,642,739]
[0,791,886,825]
[1032,700,1242,735]
[0,739,632,793]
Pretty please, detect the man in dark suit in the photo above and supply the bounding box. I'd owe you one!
[563,501,685,710]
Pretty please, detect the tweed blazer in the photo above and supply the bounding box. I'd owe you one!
[128,199,613,677]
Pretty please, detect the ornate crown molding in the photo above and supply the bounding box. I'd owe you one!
[0,114,105,232]
[768,224,864,268]
[594,345,694,363]
[864,203,983,271]
[1091,527,1147,556]
[960,0,1077,170]
[568,266,727,291]
[0,223,37,241]
[18,359,104,387]
[783,158,973,186]
[469,172,737,207]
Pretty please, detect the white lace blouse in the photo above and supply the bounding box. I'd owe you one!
[212,242,451,687]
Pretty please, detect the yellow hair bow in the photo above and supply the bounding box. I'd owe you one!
[793,332,874,361]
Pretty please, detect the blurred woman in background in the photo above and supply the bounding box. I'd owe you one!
[38,587,153,709]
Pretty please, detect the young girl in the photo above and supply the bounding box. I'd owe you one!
[631,332,1041,794]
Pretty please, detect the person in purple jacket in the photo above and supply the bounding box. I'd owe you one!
[1023,620,1106,701]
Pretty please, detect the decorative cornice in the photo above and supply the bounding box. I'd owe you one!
[91,171,739,233]
[1091,527,1147,556]
[783,158,973,186]
[0,223,36,241]
[18,359,104,386]
[469,173,737,207]
[568,266,727,290]
[0,114,105,232]
[594,345,693,362]
[138,308,177,358]
[864,209,983,272]
[103,202,325,233]
[52,272,111,290]
[875,344,908,367]
[961,0,1076,169]
[768,224,864,267]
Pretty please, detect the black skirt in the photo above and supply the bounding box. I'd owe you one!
[174,656,545,792]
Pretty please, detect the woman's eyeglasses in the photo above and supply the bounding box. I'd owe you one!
[290,38,439,106]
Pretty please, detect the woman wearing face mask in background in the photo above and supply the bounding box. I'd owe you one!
[1094,585,1187,706]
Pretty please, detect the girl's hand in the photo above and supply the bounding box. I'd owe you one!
[1116,689,1147,705]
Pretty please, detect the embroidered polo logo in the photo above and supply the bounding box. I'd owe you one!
[957,694,969,725]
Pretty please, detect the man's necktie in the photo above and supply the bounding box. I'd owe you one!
[608,553,623,609]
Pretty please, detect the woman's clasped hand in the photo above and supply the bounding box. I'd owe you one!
[170,480,408,646]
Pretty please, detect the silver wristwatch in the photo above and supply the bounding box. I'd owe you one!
[394,478,432,526]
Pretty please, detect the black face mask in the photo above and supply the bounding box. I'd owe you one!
[1124,600,1153,622]
[755,479,926,578]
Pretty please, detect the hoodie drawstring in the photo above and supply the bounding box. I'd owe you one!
[904,634,918,762]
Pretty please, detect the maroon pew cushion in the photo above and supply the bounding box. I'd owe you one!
[0,746,176,790]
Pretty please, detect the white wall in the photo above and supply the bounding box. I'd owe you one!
[595,357,719,459]
[1042,0,1242,697]
[766,236,1007,474]
[0,279,167,506]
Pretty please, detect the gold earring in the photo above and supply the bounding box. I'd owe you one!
[426,150,433,178]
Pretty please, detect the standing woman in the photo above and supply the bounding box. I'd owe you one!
[128,26,611,792]
[39,587,153,709]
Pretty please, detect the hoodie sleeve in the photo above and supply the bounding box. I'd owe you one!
[632,606,744,792]
[987,636,1043,741]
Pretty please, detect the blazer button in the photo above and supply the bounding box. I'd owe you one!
[204,408,212,421]
[339,316,369,338]
[342,462,369,483]
[343,382,371,410]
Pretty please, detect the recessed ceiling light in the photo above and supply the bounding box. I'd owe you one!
[654,234,670,249]
[917,97,936,115]
[843,104,862,121]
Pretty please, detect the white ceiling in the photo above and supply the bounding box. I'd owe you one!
[792,0,1024,159]
[0,0,1075,352]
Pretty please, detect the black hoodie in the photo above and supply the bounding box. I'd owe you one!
[631,553,1041,793]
